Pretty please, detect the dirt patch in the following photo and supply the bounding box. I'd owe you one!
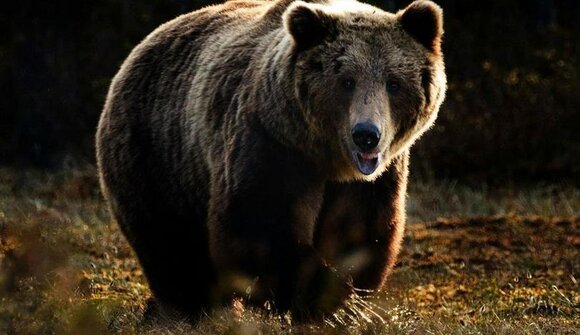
[392,215,579,323]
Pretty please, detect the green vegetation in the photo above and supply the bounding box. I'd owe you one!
[1,167,578,334]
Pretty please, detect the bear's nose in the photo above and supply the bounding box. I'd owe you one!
[352,123,381,152]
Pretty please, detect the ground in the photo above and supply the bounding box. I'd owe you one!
[0,167,578,334]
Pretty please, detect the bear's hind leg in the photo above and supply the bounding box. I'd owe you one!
[113,198,214,322]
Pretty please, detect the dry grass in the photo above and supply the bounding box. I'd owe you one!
[0,166,578,334]
[408,178,580,222]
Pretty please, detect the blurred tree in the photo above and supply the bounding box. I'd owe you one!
[535,0,557,30]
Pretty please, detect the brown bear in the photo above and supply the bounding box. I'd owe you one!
[96,0,446,320]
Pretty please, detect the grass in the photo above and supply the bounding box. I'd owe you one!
[0,166,578,334]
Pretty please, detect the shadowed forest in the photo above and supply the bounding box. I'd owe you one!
[1,0,579,334]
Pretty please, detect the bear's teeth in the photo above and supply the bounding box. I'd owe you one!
[359,152,378,160]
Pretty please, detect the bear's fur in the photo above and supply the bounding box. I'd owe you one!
[96,0,446,320]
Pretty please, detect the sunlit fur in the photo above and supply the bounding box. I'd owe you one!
[96,0,446,320]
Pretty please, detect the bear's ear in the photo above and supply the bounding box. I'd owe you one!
[283,2,337,52]
[399,0,443,54]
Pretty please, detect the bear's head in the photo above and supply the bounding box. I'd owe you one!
[283,0,446,181]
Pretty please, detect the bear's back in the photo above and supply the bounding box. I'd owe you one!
[103,0,294,138]
[107,0,272,107]
[97,0,290,213]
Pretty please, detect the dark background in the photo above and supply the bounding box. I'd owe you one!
[1,0,578,183]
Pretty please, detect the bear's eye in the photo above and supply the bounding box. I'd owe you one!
[386,79,400,93]
[343,78,356,90]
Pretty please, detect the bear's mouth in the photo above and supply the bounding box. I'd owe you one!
[352,151,380,175]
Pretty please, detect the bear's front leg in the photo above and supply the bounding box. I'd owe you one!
[315,152,409,291]
[207,130,353,319]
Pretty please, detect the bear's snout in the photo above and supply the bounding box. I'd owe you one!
[351,123,380,152]
[350,123,382,176]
